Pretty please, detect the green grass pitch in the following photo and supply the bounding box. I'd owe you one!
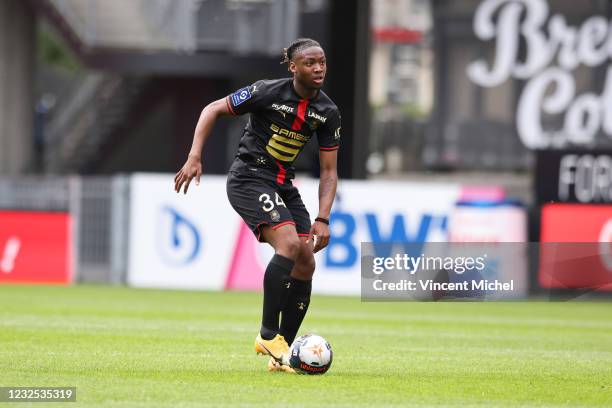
[1,285,611,407]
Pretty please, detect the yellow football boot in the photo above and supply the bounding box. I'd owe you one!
[267,357,295,373]
[254,333,290,363]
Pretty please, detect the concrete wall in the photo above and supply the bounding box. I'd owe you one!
[0,1,35,175]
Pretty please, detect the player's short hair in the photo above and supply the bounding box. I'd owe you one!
[281,38,322,64]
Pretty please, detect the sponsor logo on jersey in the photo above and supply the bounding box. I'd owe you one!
[267,124,309,162]
[272,103,295,114]
[307,111,327,123]
[270,124,309,142]
[231,87,252,106]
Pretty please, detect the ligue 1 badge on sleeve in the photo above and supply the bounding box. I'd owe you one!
[270,210,280,222]
[231,87,252,106]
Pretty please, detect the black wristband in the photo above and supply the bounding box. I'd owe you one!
[315,217,329,225]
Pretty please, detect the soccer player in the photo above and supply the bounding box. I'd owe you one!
[174,38,340,373]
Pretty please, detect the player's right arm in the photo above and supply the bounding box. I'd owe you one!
[174,98,231,194]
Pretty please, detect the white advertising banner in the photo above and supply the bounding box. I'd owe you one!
[128,173,240,290]
[296,179,462,295]
[128,173,463,295]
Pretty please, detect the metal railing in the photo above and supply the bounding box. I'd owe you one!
[0,176,71,212]
[0,175,129,284]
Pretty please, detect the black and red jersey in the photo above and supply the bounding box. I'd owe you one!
[226,78,341,183]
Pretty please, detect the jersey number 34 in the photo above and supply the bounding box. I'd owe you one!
[259,192,286,212]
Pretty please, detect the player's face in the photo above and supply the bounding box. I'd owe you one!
[290,47,327,89]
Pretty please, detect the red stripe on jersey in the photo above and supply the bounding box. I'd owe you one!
[225,96,236,115]
[292,99,309,130]
[276,160,287,184]
[319,146,339,151]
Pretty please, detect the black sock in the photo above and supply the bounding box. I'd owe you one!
[260,254,294,340]
[279,277,312,345]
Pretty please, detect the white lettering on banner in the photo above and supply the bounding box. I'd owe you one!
[599,219,612,271]
[468,0,612,148]
[558,154,612,203]
[1,237,21,274]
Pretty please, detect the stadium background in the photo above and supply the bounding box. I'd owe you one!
[0,0,611,406]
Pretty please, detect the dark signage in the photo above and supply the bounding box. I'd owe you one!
[535,150,612,204]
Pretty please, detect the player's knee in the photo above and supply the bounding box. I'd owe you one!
[306,251,316,271]
[293,250,315,279]
[302,255,316,278]
[286,238,302,259]
[277,236,301,260]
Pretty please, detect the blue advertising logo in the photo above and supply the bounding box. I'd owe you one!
[158,206,202,266]
[325,211,448,269]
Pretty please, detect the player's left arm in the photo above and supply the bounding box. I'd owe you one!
[309,149,338,253]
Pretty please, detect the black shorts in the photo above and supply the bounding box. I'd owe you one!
[226,170,311,242]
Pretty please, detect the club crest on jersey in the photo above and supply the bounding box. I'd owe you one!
[231,87,252,106]
[270,209,281,222]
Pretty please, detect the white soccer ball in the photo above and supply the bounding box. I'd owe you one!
[289,334,333,374]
